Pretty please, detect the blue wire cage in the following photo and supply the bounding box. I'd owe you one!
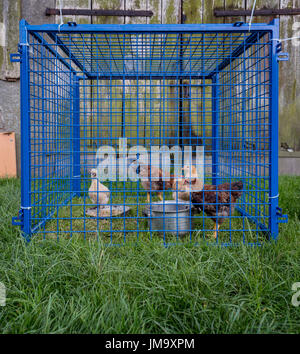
[12,19,288,246]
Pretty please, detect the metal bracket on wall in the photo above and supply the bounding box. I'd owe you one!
[10,53,22,63]
[233,21,244,27]
[12,209,24,227]
[45,8,153,18]
[276,207,288,224]
[215,8,300,17]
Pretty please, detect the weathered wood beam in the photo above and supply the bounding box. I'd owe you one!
[214,8,300,17]
[45,8,153,17]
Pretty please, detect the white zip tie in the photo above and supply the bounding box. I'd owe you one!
[271,37,300,42]
[58,0,64,32]
[21,206,32,210]
[269,194,279,199]
[248,0,257,32]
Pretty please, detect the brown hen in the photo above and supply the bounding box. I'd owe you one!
[190,181,243,239]
[137,163,174,202]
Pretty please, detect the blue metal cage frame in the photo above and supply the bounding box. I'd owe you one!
[12,19,288,246]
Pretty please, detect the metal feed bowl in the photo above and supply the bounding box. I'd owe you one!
[144,201,193,237]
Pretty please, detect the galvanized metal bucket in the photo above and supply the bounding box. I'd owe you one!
[144,201,193,237]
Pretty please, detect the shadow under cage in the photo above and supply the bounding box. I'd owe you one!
[12,19,288,246]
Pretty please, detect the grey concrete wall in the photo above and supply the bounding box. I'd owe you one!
[0,0,299,176]
[0,80,20,174]
[21,0,56,25]
[279,152,300,175]
[0,0,21,175]
[0,0,56,175]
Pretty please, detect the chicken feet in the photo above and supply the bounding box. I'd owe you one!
[212,222,220,239]
[147,192,164,203]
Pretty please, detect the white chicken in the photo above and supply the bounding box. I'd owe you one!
[172,165,204,202]
[88,169,110,207]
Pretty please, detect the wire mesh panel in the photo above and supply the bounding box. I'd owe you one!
[28,31,75,236]
[218,32,272,244]
[12,20,287,245]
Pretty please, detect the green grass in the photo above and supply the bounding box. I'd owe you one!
[0,176,299,334]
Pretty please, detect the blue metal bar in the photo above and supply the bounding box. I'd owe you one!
[28,29,77,76]
[208,31,268,79]
[47,32,91,78]
[212,73,219,186]
[26,21,276,81]
[241,35,247,243]
[72,75,81,197]
[269,18,280,240]
[19,19,32,240]
[85,74,213,80]
[26,23,276,33]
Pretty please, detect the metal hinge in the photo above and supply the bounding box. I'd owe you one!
[12,209,24,227]
[276,207,288,224]
[68,21,77,27]
[233,21,244,27]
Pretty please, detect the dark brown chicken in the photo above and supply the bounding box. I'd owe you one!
[190,181,243,239]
